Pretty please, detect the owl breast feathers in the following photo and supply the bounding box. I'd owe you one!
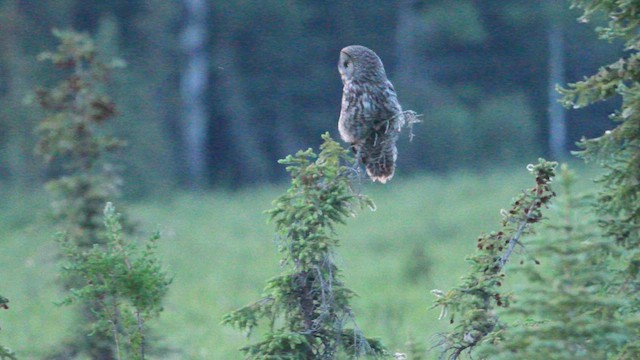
[338,45,404,183]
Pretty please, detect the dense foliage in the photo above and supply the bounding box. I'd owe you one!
[223,133,387,359]
[559,0,640,356]
[560,0,640,282]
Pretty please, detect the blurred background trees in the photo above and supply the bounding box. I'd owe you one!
[0,0,620,192]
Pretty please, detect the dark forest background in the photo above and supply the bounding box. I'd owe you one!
[0,0,619,194]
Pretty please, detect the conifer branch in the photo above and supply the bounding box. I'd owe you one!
[432,159,557,359]
[496,198,538,270]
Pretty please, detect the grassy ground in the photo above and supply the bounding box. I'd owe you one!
[0,162,599,359]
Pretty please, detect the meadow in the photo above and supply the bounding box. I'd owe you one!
[0,162,598,359]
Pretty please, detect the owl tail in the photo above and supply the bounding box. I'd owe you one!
[361,133,398,184]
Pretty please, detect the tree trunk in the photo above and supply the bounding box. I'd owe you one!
[180,0,209,188]
[547,11,567,160]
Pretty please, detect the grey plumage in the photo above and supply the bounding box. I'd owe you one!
[338,45,404,183]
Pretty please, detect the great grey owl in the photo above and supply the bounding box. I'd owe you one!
[338,45,404,183]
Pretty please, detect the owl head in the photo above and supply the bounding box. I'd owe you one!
[338,45,387,84]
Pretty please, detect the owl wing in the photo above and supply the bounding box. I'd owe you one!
[372,82,403,132]
[360,82,403,183]
[339,81,403,144]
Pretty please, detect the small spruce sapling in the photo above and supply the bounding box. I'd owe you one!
[58,203,172,360]
[223,133,387,359]
[431,159,557,360]
[480,165,639,359]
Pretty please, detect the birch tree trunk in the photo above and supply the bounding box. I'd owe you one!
[180,0,209,188]
[547,7,567,160]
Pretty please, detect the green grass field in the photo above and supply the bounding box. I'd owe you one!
[0,163,599,359]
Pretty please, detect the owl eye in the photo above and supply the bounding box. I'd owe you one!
[343,60,349,68]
